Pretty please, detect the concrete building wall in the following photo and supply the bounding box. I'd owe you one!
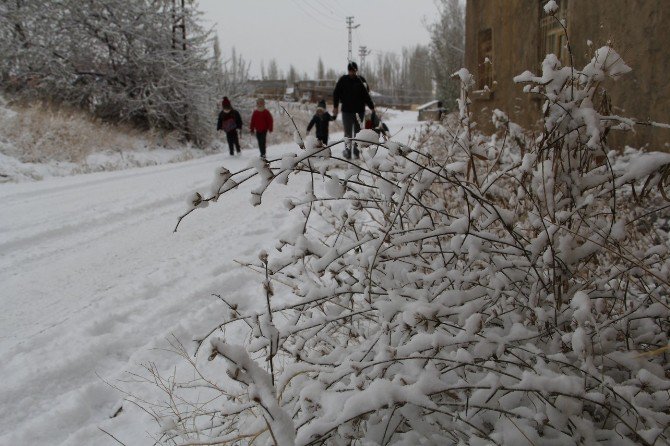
[465,0,670,150]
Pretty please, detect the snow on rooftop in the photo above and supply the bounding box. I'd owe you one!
[417,99,440,110]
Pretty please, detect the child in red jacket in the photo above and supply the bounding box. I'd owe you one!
[249,98,273,158]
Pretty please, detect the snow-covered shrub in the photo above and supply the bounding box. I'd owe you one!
[0,102,149,163]
[142,42,670,445]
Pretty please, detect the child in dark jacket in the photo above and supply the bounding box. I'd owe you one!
[306,99,336,145]
[249,98,273,158]
[217,96,243,155]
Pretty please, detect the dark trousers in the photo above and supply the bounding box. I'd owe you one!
[342,111,363,155]
[225,131,240,154]
[256,131,267,157]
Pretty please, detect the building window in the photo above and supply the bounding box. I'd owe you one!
[477,28,493,90]
[539,0,569,66]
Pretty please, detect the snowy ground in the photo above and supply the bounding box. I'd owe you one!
[0,146,205,183]
[0,110,424,445]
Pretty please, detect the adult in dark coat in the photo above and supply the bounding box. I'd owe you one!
[306,99,336,145]
[216,96,243,155]
[332,61,375,159]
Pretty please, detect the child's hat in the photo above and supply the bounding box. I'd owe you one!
[317,99,326,110]
[222,96,231,108]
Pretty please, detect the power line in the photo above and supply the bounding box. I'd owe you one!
[331,0,351,17]
[289,0,339,31]
[312,0,345,19]
[299,0,341,23]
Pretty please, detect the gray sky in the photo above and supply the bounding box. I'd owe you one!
[197,0,438,78]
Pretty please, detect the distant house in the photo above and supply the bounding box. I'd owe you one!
[246,80,287,100]
[293,79,337,104]
[465,0,670,150]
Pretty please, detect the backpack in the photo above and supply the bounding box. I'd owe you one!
[221,117,237,133]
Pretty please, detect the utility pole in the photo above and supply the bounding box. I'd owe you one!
[358,46,371,73]
[170,0,187,51]
[169,0,191,141]
[180,0,186,51]
[346,16,359,62]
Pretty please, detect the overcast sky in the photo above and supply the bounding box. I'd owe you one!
[197,0,438,79]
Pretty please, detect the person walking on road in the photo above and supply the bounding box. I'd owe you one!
[306,99,336,145]
[332,61,375,159]
[249,98,273,159]
[217,96,243,155]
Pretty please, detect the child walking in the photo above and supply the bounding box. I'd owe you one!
[306,99,336,145]
[249,98,273,158]
[216,96,243,155]
[364,110,390,140]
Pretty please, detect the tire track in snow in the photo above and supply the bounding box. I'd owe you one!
[0,165,306,445]
[0,152,262,272]
[0,153,218,203]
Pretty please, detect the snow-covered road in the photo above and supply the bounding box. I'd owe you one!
[0,110,422,445]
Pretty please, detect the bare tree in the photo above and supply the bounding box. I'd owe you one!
[266,58,280,80]
[287,65,298,85]
[325,67,337,79]
[260,60,266,80]
[428,0,465,111]
[213,45,250,99]
[316,57,325,79]
[362,45,433,104]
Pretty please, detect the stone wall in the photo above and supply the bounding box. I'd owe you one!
[465,0,670,151]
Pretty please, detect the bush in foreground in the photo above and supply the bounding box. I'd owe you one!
[130,41,670,445]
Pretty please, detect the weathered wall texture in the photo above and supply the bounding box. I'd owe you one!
[465,0,669,151]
